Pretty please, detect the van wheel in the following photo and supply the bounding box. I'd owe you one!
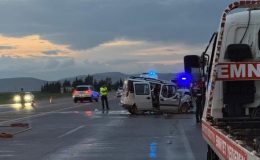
[180,102,189,113]
[132,105,144,115]
[74,99,77,103]
[128,109,134,114]
[252,107,260,117]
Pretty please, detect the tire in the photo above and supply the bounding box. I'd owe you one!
[128,109,135,114]
[90,97,93,102]
[207,145,220,160]
[74,99,77,103]
[95,98,98,102]
[252,106,260,117]
[179,102,189,113]
[132,105,144,115]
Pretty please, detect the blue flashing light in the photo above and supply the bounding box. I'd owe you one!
[140,70,158,79]
[176,72,192,88]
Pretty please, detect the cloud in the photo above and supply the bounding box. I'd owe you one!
[0,45,15,50]
[139,60,183,65]
[0,34,77,58]
[60,58,75,67]
[105,59,139,65]
[100,39,143,47]
[0,0,235,50]
[0,0,237,80]
[42,50,61,55]
[76,39,203,75]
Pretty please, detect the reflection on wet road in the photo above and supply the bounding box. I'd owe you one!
[0,97,206,160]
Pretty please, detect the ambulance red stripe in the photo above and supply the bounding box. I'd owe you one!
[202,121,248,160]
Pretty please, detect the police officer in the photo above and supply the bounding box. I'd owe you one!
[192,79,204,123]
[100,85,109,112]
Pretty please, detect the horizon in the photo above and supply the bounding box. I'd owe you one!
[0,71,177,81]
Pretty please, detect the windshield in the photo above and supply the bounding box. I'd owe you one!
[76,87,89,91]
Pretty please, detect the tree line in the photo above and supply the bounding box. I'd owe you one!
[41,75,124,93]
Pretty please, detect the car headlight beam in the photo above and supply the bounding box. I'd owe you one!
[24,95,32,102]
[14,95,21,103]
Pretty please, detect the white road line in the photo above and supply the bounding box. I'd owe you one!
[0,155,15,157]
[58,125,85,138]
[0,103,90,125]
[0,104,11,107]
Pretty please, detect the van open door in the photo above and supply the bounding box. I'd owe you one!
[133,82,153,110]
[159,84,179,111]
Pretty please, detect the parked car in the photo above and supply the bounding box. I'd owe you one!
[72,85,99,103]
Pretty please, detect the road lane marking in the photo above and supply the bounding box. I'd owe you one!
[0,154,15,157]
[58,125,85,138]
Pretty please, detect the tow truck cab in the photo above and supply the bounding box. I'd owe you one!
[187,1,260,160]
[211,9,260,119]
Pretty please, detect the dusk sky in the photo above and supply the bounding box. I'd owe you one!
[0,0,235,80]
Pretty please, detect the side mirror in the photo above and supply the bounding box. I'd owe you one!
[184,55,201,82]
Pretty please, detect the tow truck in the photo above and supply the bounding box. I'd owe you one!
[186,1,260,159]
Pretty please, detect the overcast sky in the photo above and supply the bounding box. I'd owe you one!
[0,0,235,80]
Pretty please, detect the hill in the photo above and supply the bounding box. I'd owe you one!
[0,77,47,93]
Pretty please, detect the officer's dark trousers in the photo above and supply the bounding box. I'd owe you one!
[196,97,203,122]
[101,95,109,111]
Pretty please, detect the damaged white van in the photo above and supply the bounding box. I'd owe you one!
[120,76,191,114]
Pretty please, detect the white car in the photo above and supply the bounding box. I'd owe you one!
[176,89,193,113]
[72,85,99,103]
[116,87,123,97]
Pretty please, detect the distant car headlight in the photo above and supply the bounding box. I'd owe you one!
[24,95,33,102]
[14,95,21,103]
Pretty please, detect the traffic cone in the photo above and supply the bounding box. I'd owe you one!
[49,97,53,104]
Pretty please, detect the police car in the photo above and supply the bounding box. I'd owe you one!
[72,85,99,103]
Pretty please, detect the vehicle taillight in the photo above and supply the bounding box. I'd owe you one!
[73,90,78,95]
[85,90,91,94]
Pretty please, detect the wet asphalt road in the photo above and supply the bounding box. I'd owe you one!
[0,95,207,160]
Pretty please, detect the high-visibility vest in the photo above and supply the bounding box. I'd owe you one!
[100,87,108,96]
